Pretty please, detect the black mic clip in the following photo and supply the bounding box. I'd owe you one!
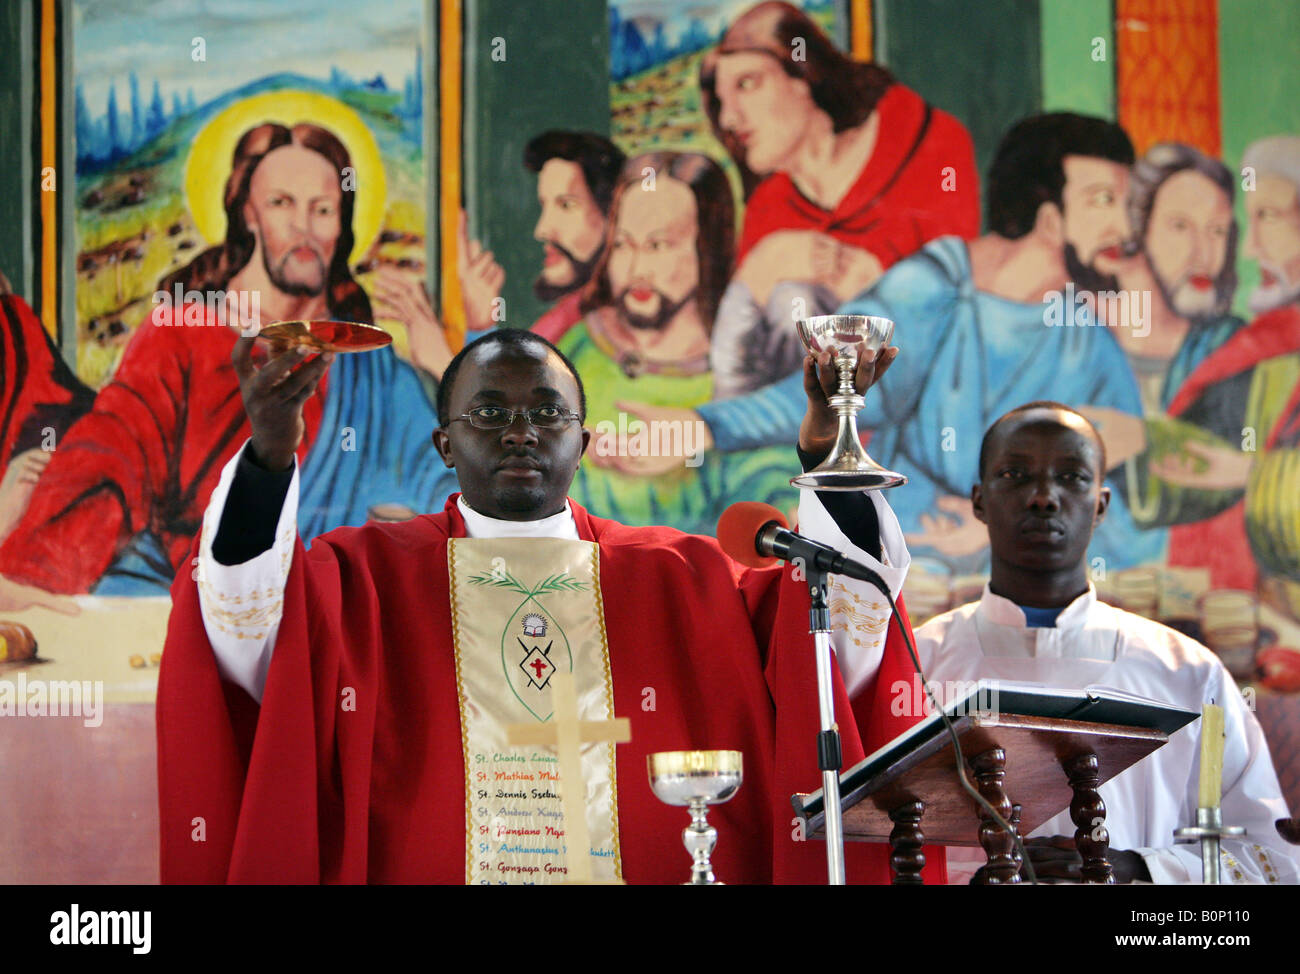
[755,521,892,598]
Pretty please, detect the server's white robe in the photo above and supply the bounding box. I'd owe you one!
[909,585,1299,884]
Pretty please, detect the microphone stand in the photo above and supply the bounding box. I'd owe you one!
[803,562,846,885]
[749,511,1031,885]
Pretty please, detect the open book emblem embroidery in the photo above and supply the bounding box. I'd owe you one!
[467,567,588,721]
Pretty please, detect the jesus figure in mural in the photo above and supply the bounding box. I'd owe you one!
[0,118,454,607]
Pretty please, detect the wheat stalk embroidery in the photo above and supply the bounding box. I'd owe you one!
[468,569,588,597]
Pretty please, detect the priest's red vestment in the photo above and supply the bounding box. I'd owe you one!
[158,495,947,884]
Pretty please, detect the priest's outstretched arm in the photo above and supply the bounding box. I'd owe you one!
[791,346,909,700]
[198,446,907,706]
[196,439,299,700]
[193,338,330,702]
[792,445,908,699]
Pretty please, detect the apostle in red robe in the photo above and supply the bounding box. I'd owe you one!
[696,1,978,399]
[702,2,979,265]
[1159,303,1300,592]
[1144,139,1300,595]
[157,327,947,884]
[0,292,95,474]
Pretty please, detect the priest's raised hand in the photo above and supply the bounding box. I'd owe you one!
[230,335,335,472]
[799,343,898,457]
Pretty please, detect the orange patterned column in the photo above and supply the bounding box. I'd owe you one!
[1116,0,1222,157]
[440,0,467,351]
[40,0,57,341]
[850,0,873,61]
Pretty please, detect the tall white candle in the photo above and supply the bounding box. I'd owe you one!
[1198,704,1224,809]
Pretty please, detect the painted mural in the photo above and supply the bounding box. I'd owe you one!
[443,0,1300,816]
[0,0,449,607]
[0,0,1296,881]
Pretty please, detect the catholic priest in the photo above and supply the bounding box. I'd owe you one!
[157,328,941,884]
[876,402,1295,883]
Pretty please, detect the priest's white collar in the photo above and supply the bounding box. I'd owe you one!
[456,495,580,540]
[976,582,1096,629]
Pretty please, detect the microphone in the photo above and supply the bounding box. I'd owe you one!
[715,501,892,596]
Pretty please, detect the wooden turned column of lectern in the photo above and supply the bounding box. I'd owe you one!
[792,684,1198,885]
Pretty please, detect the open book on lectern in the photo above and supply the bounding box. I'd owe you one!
[793,679,1198,826]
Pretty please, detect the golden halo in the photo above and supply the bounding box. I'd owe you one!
[183,89,387,266]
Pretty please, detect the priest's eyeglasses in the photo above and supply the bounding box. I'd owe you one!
[453,405,582,430]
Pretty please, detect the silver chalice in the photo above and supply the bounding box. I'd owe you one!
[792,314,907,490]
[648,750,743,885]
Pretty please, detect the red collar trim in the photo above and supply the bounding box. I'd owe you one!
[1168,305,1300,415]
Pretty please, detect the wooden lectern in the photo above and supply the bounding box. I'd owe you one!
[792,682,1197,884]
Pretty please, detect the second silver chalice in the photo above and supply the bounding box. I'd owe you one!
[648,750,743,885]
[792,314,907,491]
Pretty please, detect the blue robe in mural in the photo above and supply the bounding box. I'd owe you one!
[1160,313,1245,411]
[697,236,1167,572]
